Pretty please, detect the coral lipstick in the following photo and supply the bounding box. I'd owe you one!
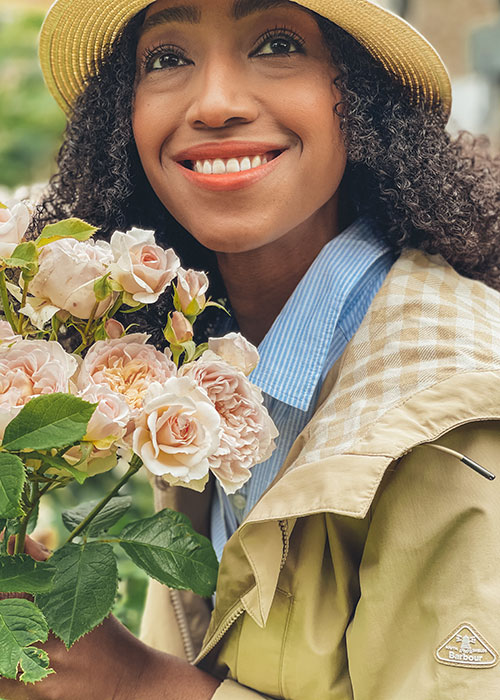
[173,141,287,192]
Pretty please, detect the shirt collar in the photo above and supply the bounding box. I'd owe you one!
[249,218,391,410]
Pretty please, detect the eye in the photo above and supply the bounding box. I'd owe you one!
[252,28,305,57]
[142,45,192,73]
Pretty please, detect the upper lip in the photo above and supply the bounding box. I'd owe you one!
[173,141,288,162]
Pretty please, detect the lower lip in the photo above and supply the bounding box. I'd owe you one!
[174,152,285,192]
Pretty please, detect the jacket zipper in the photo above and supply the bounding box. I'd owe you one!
[197,519,290,663]
[196,604,246,663]
[169,589,197,663]
[278,519,290,570]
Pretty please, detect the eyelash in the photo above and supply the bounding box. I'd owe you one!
[142,43,190,73]
[140,25,306,74]
[252,26,306,56]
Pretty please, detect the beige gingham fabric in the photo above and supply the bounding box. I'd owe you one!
[290,249,500,468]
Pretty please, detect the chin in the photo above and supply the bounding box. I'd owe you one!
[182,222,273,254]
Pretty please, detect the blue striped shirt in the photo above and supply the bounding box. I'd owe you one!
[211,218,395,560]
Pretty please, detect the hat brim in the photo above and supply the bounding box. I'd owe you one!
[39,0,452,117]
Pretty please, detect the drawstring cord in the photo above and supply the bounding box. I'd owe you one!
[422,443,496,481]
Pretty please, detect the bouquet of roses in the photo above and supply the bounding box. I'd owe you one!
[0,199,278,683]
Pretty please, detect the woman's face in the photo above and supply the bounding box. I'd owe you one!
[133,0,347,254]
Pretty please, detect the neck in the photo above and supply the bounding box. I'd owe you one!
[217,202,341,346]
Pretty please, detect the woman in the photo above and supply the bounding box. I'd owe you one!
[3,0,500,698]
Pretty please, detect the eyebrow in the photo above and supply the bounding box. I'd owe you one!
[140,0,291,36]
[140,6,201,35]
[231,0,291,20]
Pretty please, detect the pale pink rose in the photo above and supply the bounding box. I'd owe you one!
[0,406,21,442]
[0,340,78,440]
[208,333,259,376]
[0,321,21,345]
[180,358,278,494]
[110,228,180,304]
[78,384,131,448]
[0,202,30,258]
[105,318,125,339]
[175,268,209,315]
[76,333,176,415]
[29,238,114,319]
[133,377,220,490]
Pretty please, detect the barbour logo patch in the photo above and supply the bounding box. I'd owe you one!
[435,623,498,669]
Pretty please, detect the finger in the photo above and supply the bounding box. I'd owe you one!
[24,536,51,562]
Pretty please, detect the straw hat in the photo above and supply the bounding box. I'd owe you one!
[39,0,452,117]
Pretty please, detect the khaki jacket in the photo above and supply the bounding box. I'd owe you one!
[141,250,500,699]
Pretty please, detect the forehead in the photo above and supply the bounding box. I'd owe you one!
[143,0,295,25]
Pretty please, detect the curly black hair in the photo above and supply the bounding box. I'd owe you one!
[33,9,500,344]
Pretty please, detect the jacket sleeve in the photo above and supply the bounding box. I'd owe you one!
[212,679,272,698]
[346,420,500,700]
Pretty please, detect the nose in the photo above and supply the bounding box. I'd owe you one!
[185,55,259,129]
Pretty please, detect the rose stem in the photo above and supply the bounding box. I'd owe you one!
[0,270,18,334]
[14,481,52,555]
[17,278,30,334]
[63,456,143,545]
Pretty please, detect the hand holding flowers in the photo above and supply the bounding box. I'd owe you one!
[0,200,277,684]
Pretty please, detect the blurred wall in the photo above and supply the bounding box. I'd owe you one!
[387,0,500,144]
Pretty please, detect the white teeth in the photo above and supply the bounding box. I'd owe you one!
[192,153,272,174]
[226,158,240,173]
[212,158,226,174]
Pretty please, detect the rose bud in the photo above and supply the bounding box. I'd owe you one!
[164,311,194,345]
[175,268,209,316]
[105,318,125,339]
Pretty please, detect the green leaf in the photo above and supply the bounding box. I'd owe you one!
[56,463,88,485]
[36,218,97,247]
[204,299,230,314]
[93,274,113,303]
[120,303,146,314]
[0,555,55,593]
[192,342,209,361]
[117,509,218,598]
[36,542,118,648]
[122,292,142,308]
[2,394,97,452]
[94,322,107,341]
[0,453,25,519]
[4,242,38,273]
[181,340,197,363]
[62,496,132,537]
[0,598,53,682]
[0,518,5,534]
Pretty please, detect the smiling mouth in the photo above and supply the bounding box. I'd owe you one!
[180,150,283,175]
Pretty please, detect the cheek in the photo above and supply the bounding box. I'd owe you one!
[132,92,172,169]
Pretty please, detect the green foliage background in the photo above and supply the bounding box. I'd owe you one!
[0,7,65,190]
